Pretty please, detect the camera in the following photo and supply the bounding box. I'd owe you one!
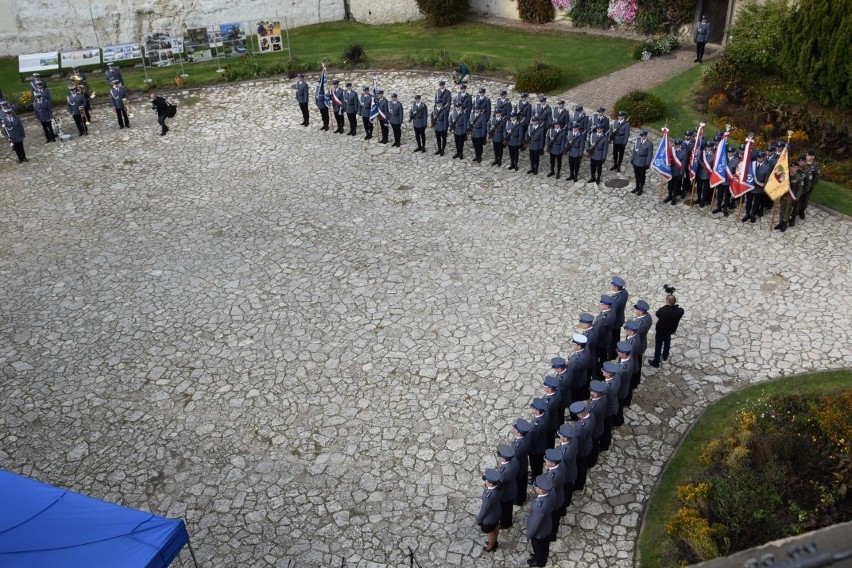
[663,284,676,294]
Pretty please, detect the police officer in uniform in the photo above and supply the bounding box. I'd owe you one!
[476,468,503,553]
[571,105,588,138]
[565,121,585,182]
[409,95,428,152]
[614,341,634,426]
[331,79,345,133]
[609,276,629,359]
[109,80,130,129]
[504,112,524,171]
[743,151,770,223]
[469,103,488,162]
[294,73,309,126]
[694,15,710,63]
[528,398,549,480]
[343,82,359,136]
[359,86,374,140]
[454,83,472,122]
[512,418,532,503]
[525,115,545,174]
[588,123,609,183]
[488,108,507,166]
[593,295,614,373]
[681,130,696,198]
[570,400,595,492]
[496,445,519,530]
[579,313,599,381]
[712,145,736,215]
[587,380,608,468]
[610,111,630,172]
[105,62,124,85]
[527,475,555,567]
[553,99,569,128]
[436,80,452,108]
[599,361,620,451]
[475,87,491,122]
[591,107,609,138]
[32,93,56,143]
[665,138,685,204]
[515,93,532,131]
[375,89,389,143]
[543,449,566,542]
[630,130,654,195]
[557,423,578,509]
[315,80,330,131]
[494,90,511,118]
[66,86,88,136]
[3,108,27,162]
[567,333,591,404]
[450,102,469,159]
[546,120,566,178]
[388,93,404,146]
[542,375,563,440]
[535,96,551,130]
[32,80,51,104]
[431,97,449,156]
[695,140,713,207]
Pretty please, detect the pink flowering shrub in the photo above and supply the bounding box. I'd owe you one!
[607,0,637,23]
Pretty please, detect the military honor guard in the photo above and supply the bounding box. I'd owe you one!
[545,120,566,178]
[431,97,449,156]
[468,103,488,162]
[343,82,359,136]
[330,79,345,133]
[494,90,511,118]
[476,468,503,553]
[496,444,519,530]
[512,418,532,504]
[553,99,569,128]
[315,80,330,131]
[505,112,524,171]
[436,80,452,108]
[525,115,546,174]
[109,80,130,129]
[630,130,653,195]
[776,160,801,232]
[409,95,428,153]
[796,151,821,221]
[3,107,27,162]
[32,92,56,143]
[535,96,551,130]
[475,87,491,122]
[67,86,88,136]
[375,89,389,143]
[454,83,472,121]
[610,111,630,172]
[565,121,585,182]
[294,73,310,126]
[105,62,124,85]
[359,86,374,140]
[516,93,532,130]
[588,123,609,183]
[387,93,404,147]
[665,138,685,204]
[571,105,588,137]
[488,108,507,166]
[526,475,555,567]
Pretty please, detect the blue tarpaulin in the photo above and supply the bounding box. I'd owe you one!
[0,469,189,567]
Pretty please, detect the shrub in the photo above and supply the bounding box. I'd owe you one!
[635,0,692,35]
[633,34,679,59]
[515,58,562,93]
[724,0,788,72]
[461,54,495,73]
[17,91,34,113]
[342,44,366,67]
[781,0,852,110]
[518,0,554,24]
[607,0,638,24]
[822,160,852,188]
[415,0,470,27]
[222,55,262,82]
[569,0,611,29]
[613,90,665,125]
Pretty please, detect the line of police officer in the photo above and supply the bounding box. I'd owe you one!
[476,276,654,566]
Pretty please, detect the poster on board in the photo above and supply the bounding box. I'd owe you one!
[60,48,102,68]
[184,27,213,62]
[102,43,143,63]
[18,52,60,73]
[218,22,248,57]
[255,20,283,53]
[144,32,180,67]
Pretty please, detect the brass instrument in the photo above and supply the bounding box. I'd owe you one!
[124,98,133,118]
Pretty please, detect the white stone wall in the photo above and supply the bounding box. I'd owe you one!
[349,0,423,24]
[470,0,518,19]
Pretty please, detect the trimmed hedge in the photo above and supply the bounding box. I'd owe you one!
[613,90,665,125]
[515,59,562,93]
[415,0,470,27]
[517,0,554,24]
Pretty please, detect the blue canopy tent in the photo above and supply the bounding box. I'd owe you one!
[0,469,195,567]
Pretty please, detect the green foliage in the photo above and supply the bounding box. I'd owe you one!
[402,49,453,70]
[569,0,611,29]
[781,0,852,110]
[222,55,263,82]
[515,58,562,93]
[633,34,679,59]
[415,0,470,27]
[517,0,554,24]
[613,90,665,125]
[460,54,496,73]
[636,0,693,35]
[342,44,366,67]
[724,0,788,72]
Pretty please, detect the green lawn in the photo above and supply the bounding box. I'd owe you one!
[0,21,636,106]
[812,180,852,217]
[647,64,703,136]
[637,370,852,568]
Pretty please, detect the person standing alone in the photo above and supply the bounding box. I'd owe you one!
[694,15,710,63]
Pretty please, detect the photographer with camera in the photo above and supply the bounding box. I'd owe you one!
[647,285,684,368]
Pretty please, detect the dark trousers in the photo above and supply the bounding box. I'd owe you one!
[560,481,573,514]
[595,347,608,379]
[12,140,26,161]
[549,153,562,174]
[508,144,520,167]
[40,120,56,142]
[435,130,447,153]
[696,178,711,205]
[588,437,601,468]
[612,143,626,169]
[391,123,401,145]
[492,141,504,164]
[414,126,427,149]
[696,41,707,62]
[666,175,681,201]
[334,109,345,132]
[157,113,168,134]
[549,510,561,540]
[744,191,759,218]
[453,133,465,157]
[568,156,581,179]
[361,117,373,138]
[574,453,589,491]
[72,114,87,135]
[608,330,619,361]
[715,185,732,210]
[590,158,603,180]
[500,499,514,528]
[299,102,309,125]
[515,470,528,505]
[634,164,647,190]
[379,120,388,142]
[624,373,639,407]
[600,416,614,451]
[473,136,485,161]
[614,398,626,427]
[83,102,91,123]
[681,175,693,198]
[530,537,550,566]
[651,333,671,364]
[529,453,544,480]
[527,148,541,172]
[114,108,129,128]
[319,107,329,130]
[346,112,357,134]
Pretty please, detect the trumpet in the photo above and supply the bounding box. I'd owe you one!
[124,98,133,118]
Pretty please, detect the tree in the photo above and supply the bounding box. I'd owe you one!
[415,0,470,27]
[723,0,788,73]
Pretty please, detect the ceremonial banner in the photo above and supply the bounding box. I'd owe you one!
[102,43,142,63]
[60,48,102,68]
[218,22,248,57]
[764,146,791,201]
[710,133,728,187]
[18,52,59,73]
[730,138,756,198]
[651,127,672,180]
[184,27,214,62]
[255,20,283,53]
[688,123,705,181]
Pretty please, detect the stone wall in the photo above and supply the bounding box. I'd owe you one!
[470,0,518,19]
[0,0,424,57]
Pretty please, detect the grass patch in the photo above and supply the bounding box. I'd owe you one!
[0,21,635,105]
[811,180,852,217]
[637,370,852,568]
[647,65,703,134]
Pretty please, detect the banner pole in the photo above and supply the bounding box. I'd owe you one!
[736,197,744,221]
[141,39,153,83]
[689,181,696,207]
[710,187,717,213]
[658,178,664,203]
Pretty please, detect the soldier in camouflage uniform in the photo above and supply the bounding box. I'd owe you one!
[796,151,821,221]
[775,160,801,232]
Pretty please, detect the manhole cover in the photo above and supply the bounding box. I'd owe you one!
[605,178,630,188]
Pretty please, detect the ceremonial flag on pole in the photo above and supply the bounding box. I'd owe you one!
[651,127,672,180]
[688,122,705,182]
[764,145,791,201]
[670,137,682,170]
[730,137,756,198]
[317,65,332,110]
[710,132,729,188]
[369,78,386,122]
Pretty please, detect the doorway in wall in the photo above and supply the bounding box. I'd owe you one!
[699,0,730,44]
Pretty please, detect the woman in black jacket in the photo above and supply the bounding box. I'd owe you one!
[149,93,170,136]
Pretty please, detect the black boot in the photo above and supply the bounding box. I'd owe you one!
[788,216,796,227]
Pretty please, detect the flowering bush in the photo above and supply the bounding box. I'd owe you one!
[552,0,574,9]
[607,0,637,23]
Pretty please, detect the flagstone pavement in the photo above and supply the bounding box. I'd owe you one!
[1,71,850,568]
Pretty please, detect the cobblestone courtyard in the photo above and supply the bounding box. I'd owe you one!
[2,73,851,567]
